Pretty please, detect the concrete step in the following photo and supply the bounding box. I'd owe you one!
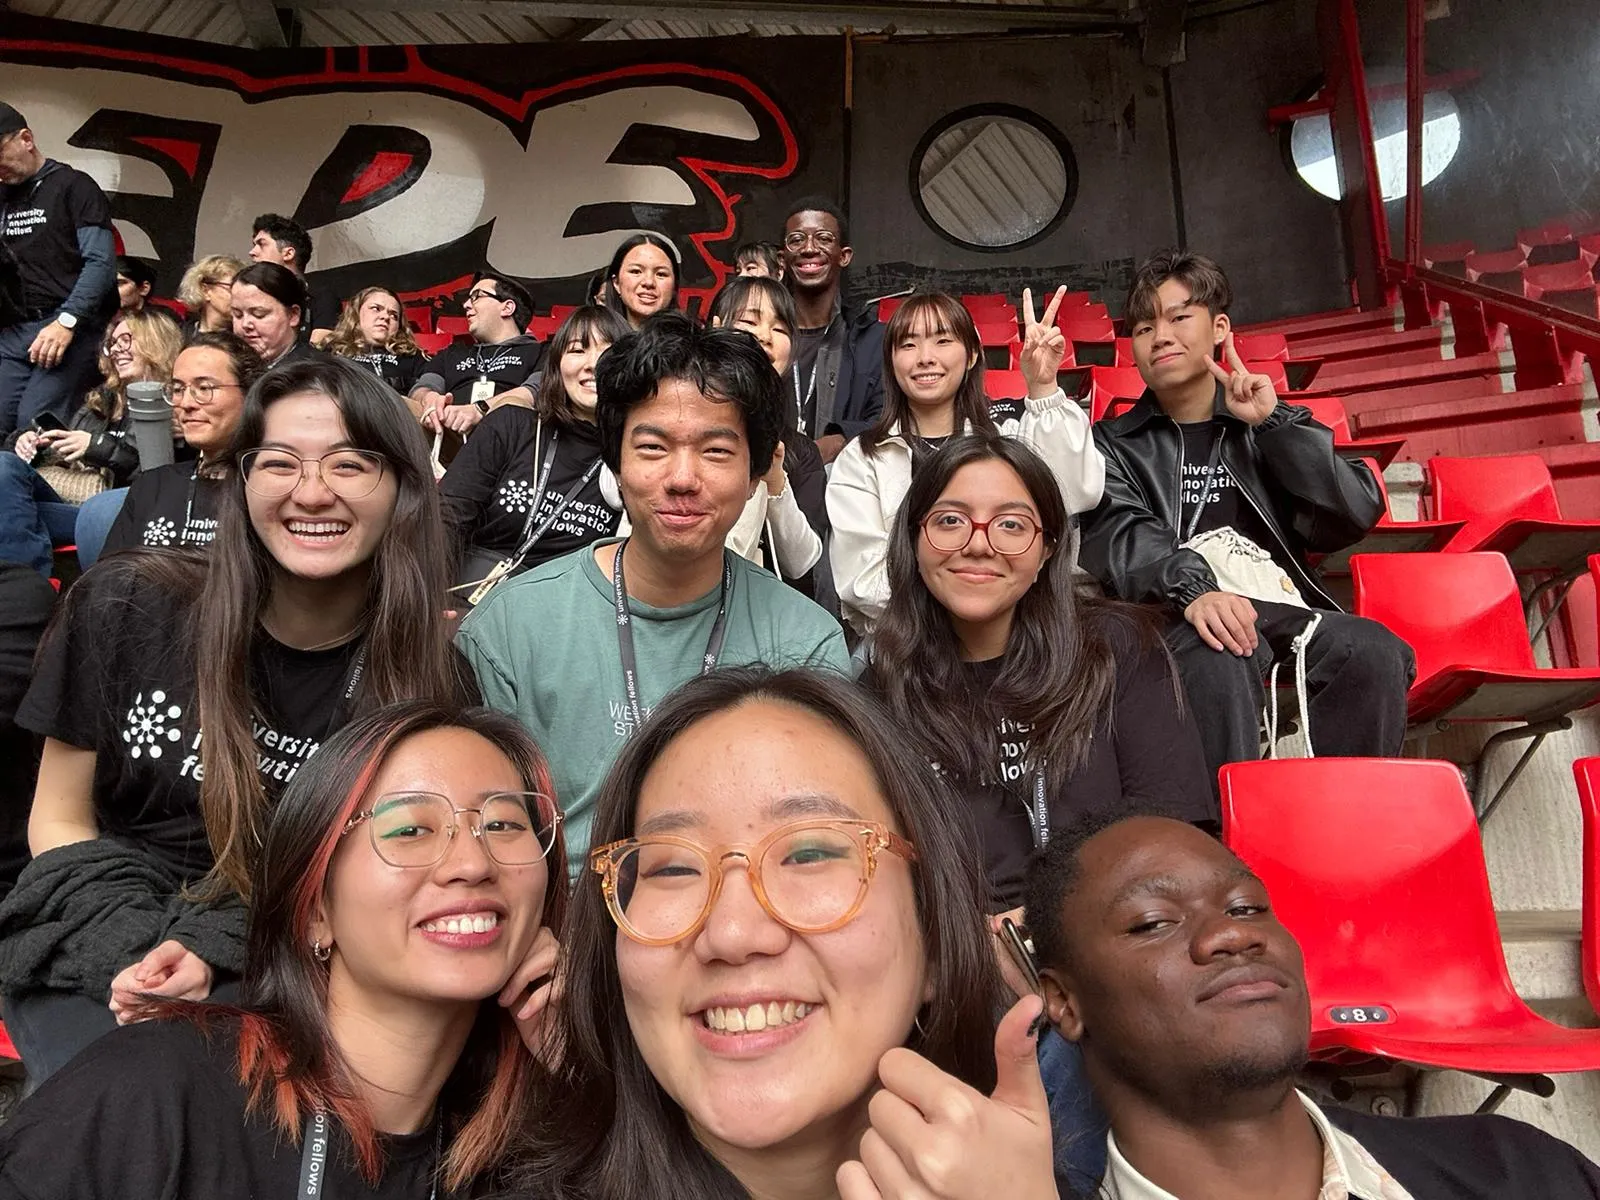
[1498,908,1595,1026]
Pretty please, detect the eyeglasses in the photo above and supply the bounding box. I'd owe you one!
[239,448,389,499]
[344,791,561,869]
[105,332,134,352]
[922,509,1043,556]
[168,379,242,406]
[203,277,235,290]
[590,818,917,946]
[783,230,839,252]
[465,288,502,306]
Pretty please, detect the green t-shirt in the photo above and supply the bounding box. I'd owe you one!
[457,539,850,877]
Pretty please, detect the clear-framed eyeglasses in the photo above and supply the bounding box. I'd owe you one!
[921,509,1043,556]
[589,818,918,946]
[240,448,389,500]
[344,791,562,869]
[168,379,242,406]
[783,229,839,252]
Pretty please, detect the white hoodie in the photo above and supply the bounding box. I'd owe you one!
[825,386,1105,637]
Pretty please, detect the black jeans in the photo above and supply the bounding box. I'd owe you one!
[1165,599,1415,794]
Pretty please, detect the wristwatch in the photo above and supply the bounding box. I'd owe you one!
[471,397,491,415]
[56,312,78,331]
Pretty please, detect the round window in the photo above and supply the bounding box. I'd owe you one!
[1289,87,1462,202]
[911,106,1076,252]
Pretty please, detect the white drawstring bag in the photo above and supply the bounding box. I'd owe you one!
[1182,526,1321,756]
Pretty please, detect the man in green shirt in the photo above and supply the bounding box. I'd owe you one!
[458,312,849,875]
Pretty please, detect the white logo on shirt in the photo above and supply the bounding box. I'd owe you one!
[142,516,177,547]
[123,690,185,760]
[497,479,535,515]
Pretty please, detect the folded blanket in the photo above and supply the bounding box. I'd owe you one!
[0,839,245,999]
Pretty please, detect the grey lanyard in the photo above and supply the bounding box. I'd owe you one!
[1026,766,1049,852]
[299,1110,441,1200]
[611,541,732,733]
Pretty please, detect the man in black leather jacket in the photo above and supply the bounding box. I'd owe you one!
[1080,252,1413,787]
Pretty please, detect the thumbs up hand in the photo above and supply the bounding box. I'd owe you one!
[837,995,1058,1199]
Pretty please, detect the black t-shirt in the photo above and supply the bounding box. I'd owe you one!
[0,160,115,319]
[305,278,345,338]
[0,1018,458,1200]
[416,336,543,406]
[1177,419,1291,574]
[17,561,365,880]
[102,463,226,557]
[792,324,830,436]
[440,408,622,570]
[943,630,1216,910]
[347,346,425,396]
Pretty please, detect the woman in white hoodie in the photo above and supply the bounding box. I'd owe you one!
[827,288,1104,637]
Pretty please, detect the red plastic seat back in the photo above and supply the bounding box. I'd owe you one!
[1351,551,1540,677]
[1059,316,1115,343]
[435,316,471,339]
[1222,757,1527,1027]
[983,369,1026,400]
[1233,332,1289,361]
[526,315,562,340]
[1524,260,1595,297]
[1429,454,1563,547]
[975,319,1019,346]
[1576,758,1600,1014]
[549,304,579,321]
[1287,396,1350,441]
[1085,366,1148,422]
[877,296,907,323]
[403,305,433,333]
[961,292,1011,311]
[413,331,452,356]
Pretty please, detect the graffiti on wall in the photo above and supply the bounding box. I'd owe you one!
[0,29,831,312]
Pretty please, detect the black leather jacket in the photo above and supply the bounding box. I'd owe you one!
[1079,386,1384,612]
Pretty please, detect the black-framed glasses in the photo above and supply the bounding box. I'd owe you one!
[590,819,918,946]
[465,288,502,306]
[344,791,561,869]
[921,509,1043,556]
[783,230,839,251]
[168,380,242,406]
[105,332,134,352]
[240,448,389,499]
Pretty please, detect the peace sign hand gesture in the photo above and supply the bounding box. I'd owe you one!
[837,996,1058,1200]
[1205,332,1278,426]
[1019,286,1070,400]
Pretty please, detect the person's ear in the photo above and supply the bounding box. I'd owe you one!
[838,245,854,270]
[287,305,302,329]
[1040,968,1085,1042]
[710,315,724,329]
[966,350,980,373]
[1213,311,1231,350]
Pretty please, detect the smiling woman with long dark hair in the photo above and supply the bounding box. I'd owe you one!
[1,358,474,1085]
[0,701,566,1199]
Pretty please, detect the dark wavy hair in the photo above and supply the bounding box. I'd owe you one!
[251,213,313,271]
[196,356,472,896]
[159,701,566,1191]
[532,305,632,427]
[859,293,996,457]
[594,311,782,481]
[602,232,681,322]
[1124,249,1233,326]
[511,666,1000,1198]
[869,434,1166,787]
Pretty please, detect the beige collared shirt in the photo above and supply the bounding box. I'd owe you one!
[1102,1090,1415,1200]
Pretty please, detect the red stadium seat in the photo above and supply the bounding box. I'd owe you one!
[413,331,452,356]
[403,305,433,333]
[549,304,579,321]
[1222,756,1600,1105]
[1082,366,1147,422]
[983,369,1026,401]
[1058,316,1115,349]
[1430,454,1600,576]
[1423,241,1476,271]
[1465,248,1530,282]
[1232,332,1290,361]
[1315,457,1464,574]
[526,315,562,340]
[435,316,471,340]
[1111,337,1136,367]
[960,292,1011,311]
[0,1020,16,1062]
[1287,395,1350,440]
[1518,221,1580,266]
[1350,553,1600,819]
[1574,757,1600,1018]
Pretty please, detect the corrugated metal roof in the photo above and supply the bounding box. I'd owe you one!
[9,0,1119,47]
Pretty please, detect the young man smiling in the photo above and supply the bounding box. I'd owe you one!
[781,197,885,464]
[457,313,849,876]
[1079,251,1412,789]
[1026,813,1600,1199]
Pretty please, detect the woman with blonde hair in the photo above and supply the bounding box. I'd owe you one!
[178,255,246,336]
[323,286,426,397]
[0,308,183,574]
